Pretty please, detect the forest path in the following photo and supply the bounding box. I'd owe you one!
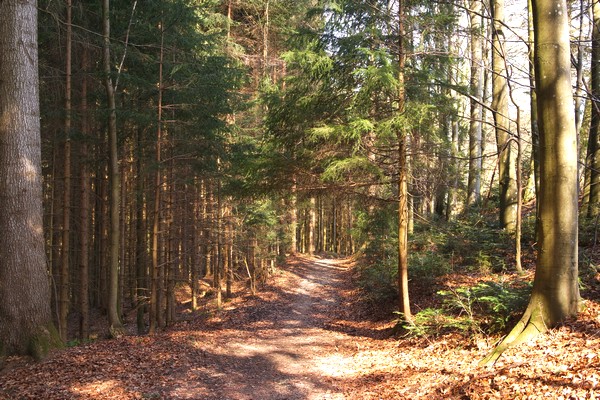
[173,255,360,399]
[0,255,392,400]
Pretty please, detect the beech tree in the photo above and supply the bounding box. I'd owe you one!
[481,0,579,365]
[0,0,61,360]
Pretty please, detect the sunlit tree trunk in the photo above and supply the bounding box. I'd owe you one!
[0,0,61,360]
[397,0,412,322]
[290,178,298,253]
[482,0,579,365]
[467,0,483,206]
[491,0,518,232]
[309,196,316,254]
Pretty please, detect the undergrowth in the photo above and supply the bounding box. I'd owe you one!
[356,207,536,337]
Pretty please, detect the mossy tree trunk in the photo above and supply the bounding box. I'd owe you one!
[0,0,62,361]
[481,0,579,366]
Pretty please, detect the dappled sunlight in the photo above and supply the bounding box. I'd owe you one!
[70,379,134,399]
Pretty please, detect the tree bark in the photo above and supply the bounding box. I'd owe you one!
[481,0,579,365]
[149,19,165,334]
[79,46,91,340]
[467,0,483,206]
[0,0,62,360]
[491,0,518,232]
[587,0,600,217]
[102,0,124,337]
[59,0,73,343]
[397,0,412,322]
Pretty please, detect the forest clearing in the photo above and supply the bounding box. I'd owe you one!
[1,253,600,399]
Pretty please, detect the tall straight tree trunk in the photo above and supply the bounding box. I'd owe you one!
[149,20,165,334]
[0,0,61,360]
[102,0,124,337]
[309,196,316,254]
[491,0,518,232]
[523,0,540,205]
[482,0,579,365]
[191,182,200,310]
[587,0,600,217]
[290,178,298,254]
[573,0,588,137]
[467,0,483,206]
[79,46,91,340]
[135,128,146,334]
[397,0,412,322]
[214,165,223,308]
[59,0,73,343]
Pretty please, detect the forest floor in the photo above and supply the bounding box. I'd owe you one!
[1,254,600,399]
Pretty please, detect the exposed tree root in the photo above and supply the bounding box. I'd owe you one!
[479,304,547,367]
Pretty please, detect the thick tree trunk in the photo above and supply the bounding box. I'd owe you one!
[481,0,579,365]
[0,0,61,360]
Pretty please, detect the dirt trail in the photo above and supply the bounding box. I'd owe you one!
[177,256,359,400]
[0,255,377,400]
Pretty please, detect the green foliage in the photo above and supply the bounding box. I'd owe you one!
[439,281,531,334]
[398,308,473,337]
[440,215,512,273]
[358,257,398,305]
[402,281,531,338]
[354,206,399,304]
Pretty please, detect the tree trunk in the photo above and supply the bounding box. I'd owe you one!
[491,0,518,232]
[79,46,91,340]
[149,21,165,334]
[309,196,316,254]
[135,128,147,334]
[587,0,600,217]
[102,0,124,337]
[397,0,412,322]
[0,0,61,360]
[467,0,483,206]
[59,0,73,343]
[481,0,579,365]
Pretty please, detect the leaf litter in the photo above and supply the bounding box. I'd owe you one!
[1,254,599,399]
